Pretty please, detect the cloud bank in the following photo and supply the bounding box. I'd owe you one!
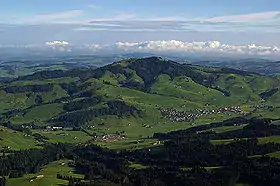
[20,10,84,24]
[114,40,280,57]
[45,40,71,52]
[40,40,280,58]
[203,11,280,23]
[1,40,280,59]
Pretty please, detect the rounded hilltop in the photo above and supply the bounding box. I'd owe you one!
[112,56,176,66]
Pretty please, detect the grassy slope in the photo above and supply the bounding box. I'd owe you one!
[6,160,83,186]
[0,126,38,150]
[151,74,235,107]
[37,130,92,144]
[1,58,280,150]
[11,103,64,125]
[213,74,261,104]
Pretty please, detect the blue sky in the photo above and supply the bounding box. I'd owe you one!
[0,0,280,59]
[1,0,280,23]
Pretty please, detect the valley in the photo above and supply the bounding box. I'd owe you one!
[1,57,280,185]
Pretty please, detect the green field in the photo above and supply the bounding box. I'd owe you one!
[206,124,248,134]
[258,136,280,144]
[0,126,38,150]
[37,130,92,144]
[6,160,83,186]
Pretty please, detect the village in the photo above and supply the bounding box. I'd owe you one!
[159,106,246,122]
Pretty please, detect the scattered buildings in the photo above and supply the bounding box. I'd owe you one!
[159,106,246,122]
[100,134,125,142]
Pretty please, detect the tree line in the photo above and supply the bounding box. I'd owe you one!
[4,84,54,94]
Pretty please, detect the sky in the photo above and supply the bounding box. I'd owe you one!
[1,0,280,58]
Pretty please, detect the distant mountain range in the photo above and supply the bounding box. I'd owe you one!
[188,58,280,75]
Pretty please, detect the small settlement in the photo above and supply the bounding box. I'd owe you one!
[159,106,246,122]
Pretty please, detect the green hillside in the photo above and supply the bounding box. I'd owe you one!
[0,57,280,151]
[2,57,280,186]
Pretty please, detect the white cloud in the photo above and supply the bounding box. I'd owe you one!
[21,10,84,23]
[87,4,101,9]
[0,44,37,48]
[45,40,71,52]
[114,40,280,57]
[86,44,103,50]
[4,10,280,33]
[45,40,69,46]
[1,40,280,58]
[90,13,137,22]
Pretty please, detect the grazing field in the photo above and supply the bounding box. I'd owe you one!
[258,136,280,144]
[6,160,83,186]
[37,130,92,144]
[267,151,280,159]
[205,124,248,133]
[0,126,38,150]
[97,138,160,150]
[129,162,149,170]
[211,139,236,145]
[11,103,64,125]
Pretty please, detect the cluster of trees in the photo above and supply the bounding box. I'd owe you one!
[2,128,280,186]
[60,81,103,97]
[214,119,280,140]
[212,86,231,97]
[16,69,97,82]
[154,117,280,141]
[0,121,32,133]
[32,133,49,142]
[56,100,141,127]
[17,70,68,81]
[107,100,141,116]
[154,117,249,140]
[0,143,73,177]
[210,67,254,76]
[1,109,27,120]
[234,157,280,185]
[35,94,43,105]
[157,137,280,167]
[4,84,54,94]
[259,88,279,100]
[119,81,145,91]
[63,96,102,112]
[126,57,209,91]
[73,90,93,98]
[60,82,88,95]
[57,174,82,182]
[52,90,93,105]
[0,177,6,186]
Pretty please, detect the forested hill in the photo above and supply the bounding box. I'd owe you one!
[11,56,279,94]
